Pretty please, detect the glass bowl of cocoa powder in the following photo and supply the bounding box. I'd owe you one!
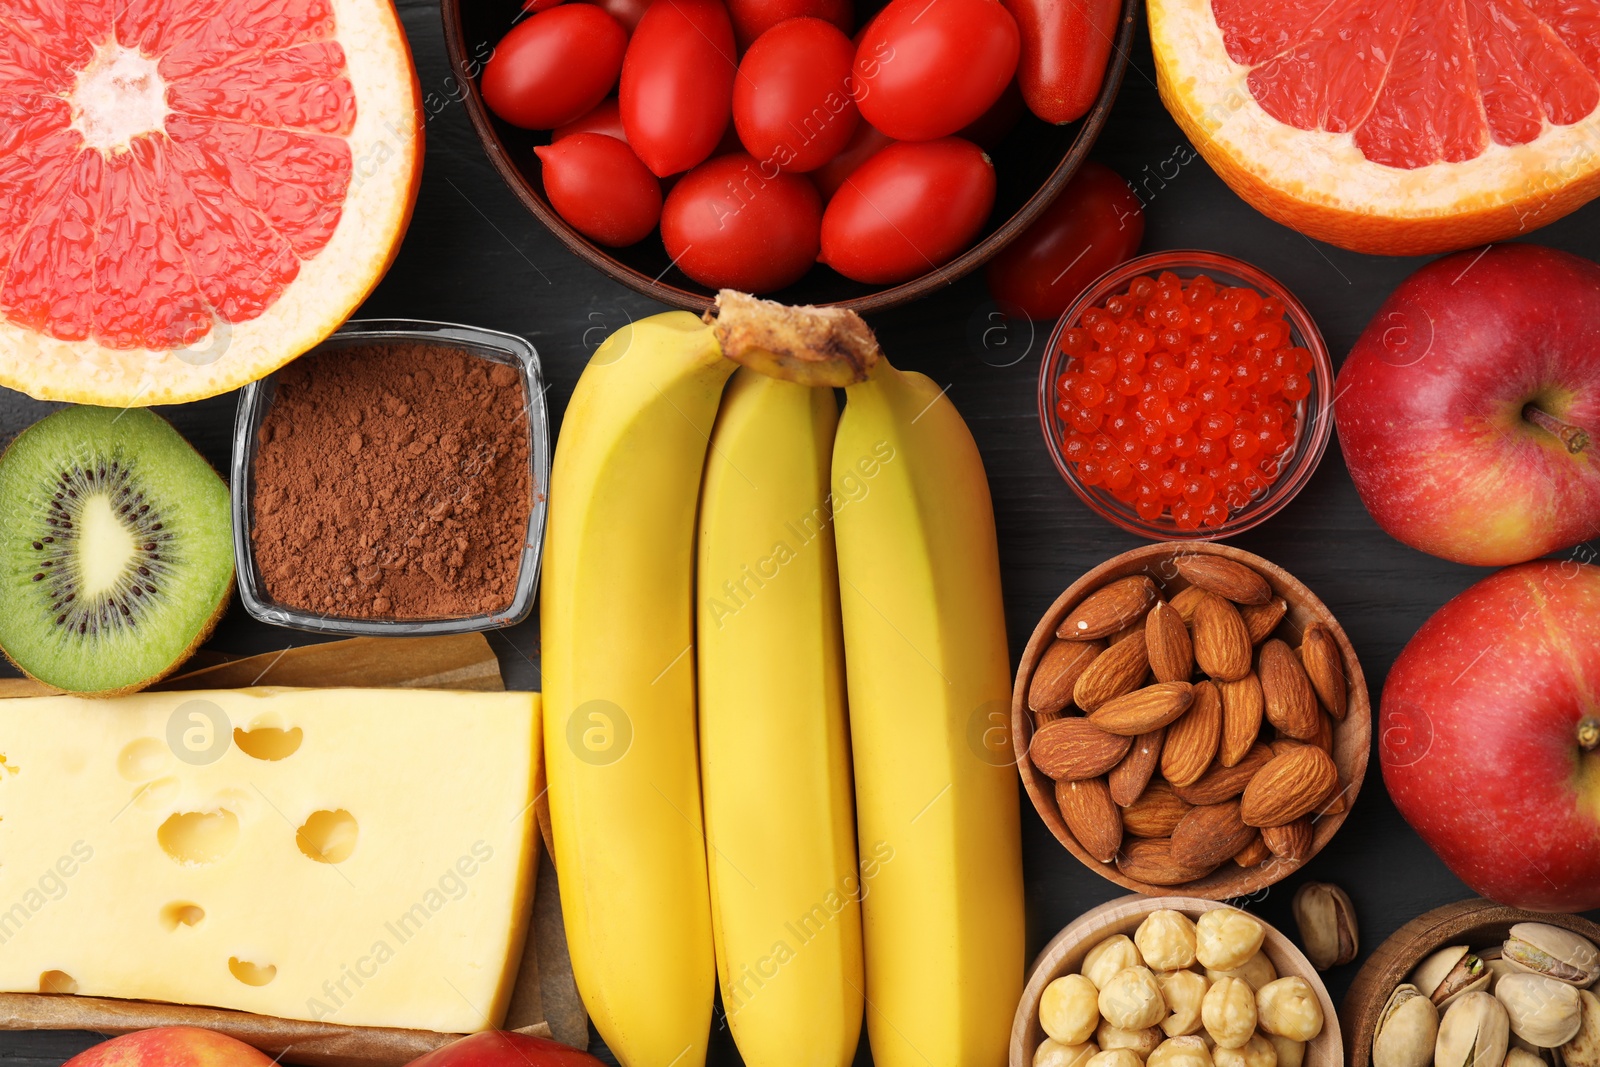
[232,319,549,635]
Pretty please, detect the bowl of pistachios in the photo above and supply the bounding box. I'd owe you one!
[1343,898,1600,1067]
[1013,894,1343,1067]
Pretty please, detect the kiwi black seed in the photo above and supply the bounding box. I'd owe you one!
[0,406,233,695]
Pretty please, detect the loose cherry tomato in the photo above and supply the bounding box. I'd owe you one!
[553,98,626,142]
[619,0,737,176]
[985,161,1143,319]
[851,0,1020,141]
[727,0,852,50]
[820,137,994,284]
[734,19,859,173]
[661,153,822,291]
[958,76,1025,149]
[810,121,892,200]
[481,5,628,130]
[580,0,655,32]
[535,133,663,247]
[1002,0,1119,123]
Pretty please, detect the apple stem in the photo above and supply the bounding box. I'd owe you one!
[1581,716,1600,752]
[1524,404,1591,454]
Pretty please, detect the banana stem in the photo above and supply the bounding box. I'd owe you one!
[1580,715,1600,752]
[707,290,881,388]
[1524,404,1590,454]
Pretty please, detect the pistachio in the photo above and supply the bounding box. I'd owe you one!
[1213,1033,1278,1067]
[1504,1048,1551,1067]
[1196,908,1267,972]
[1037,1040,1100,1067]
[1043,973,1103,1046]
[1265,1035,1303,1067]
[1372,984,1439,1067]
[1497,972,1583,1047]
[1509,1035,1561,1066]
[1149,1036,1215,1067]
[1085,1050,1145,1067]
[1203,976,1259,1049]
[1207,951,1279,992]
[1562,989,1600,1067]
[1413,945,1491,1008]
[1138,909,1200,972]
[1159,970,1210,1038]
[1291,882,1357,970]
[1256,977,1324,1042]
[1101,966,1168,1031]
[1434,991,1509,1067]
[1097,1020,1163,1058]
[1086,934,1145,990]
[1504,923,1600,987]
[1480,947,1515,993]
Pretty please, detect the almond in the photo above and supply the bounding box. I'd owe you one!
[1174,554,1273,605]
[1259,638,1321,740]
[1057,777,1122,864]
[1299,623,1348,720]
[1116,836,1215,886]
[1146,600,1194,684]
[1172,743,1273,805]
[1058,575,1158,640]
[1121,781,1192,838]
[1240,597,1288,644]
[1170,584,1209,623]
[1193,593,1253,682]
[1108,727,1165,807]
[1233,833,1271,867]
[1171,799,1256,871]
[1161,680,1221,787]
[1073,630,1150,712]
[1240,745,1339,827]
[1089,681,1195,737]
[1218,672,1264,768]
[1318,773,1351,815]
[1262,816,1314,862]
[1028,638,1106,715]
[1029,717,1133,781]
[1110,621,1146,645]
[1307,709,1333,753]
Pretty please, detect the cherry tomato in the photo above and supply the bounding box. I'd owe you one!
[734,19,859,173]
[553,98,626,142]
[481,6,628,130]
[728,0,852,50]
[1002,0,1119,123]
[958,76,1025,149]
[851,0,1020,141]
[535,133,663,247]
[580,0,655,33]
[820,137,994,284]
[810,121,892,200]
[985,161,1143,319]
[619,0,737,176]
[661,153,822,291]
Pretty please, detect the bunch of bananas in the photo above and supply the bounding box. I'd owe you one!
[541,293,1024,1067]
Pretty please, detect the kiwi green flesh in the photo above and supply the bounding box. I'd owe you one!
[0,406,233,695]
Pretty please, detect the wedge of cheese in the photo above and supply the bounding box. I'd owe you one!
[0,687,539,1033]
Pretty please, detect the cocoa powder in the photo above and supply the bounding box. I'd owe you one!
[251,343,532,619]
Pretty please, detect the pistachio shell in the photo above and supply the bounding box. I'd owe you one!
[1412,946,1491,1008]
[1497,972,1583,1048]
[1372,985,1438,1067]
[1434,991,1509,1067]
[1562,989,1600,1067]
[1504,1049,1549,1067]
[1505,923,1600,987]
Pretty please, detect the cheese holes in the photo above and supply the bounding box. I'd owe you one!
[157,809,240,865]
[228,958,277,986]
[296,809,358,864]
[233,724,302,761]
[117,737,169,781]
[160,902,205,931]
[38,971,77,994]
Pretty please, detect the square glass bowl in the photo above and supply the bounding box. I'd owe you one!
[1038,250,1333,540]
[231,319,550,636]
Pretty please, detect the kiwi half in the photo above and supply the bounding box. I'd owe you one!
[0,406,233,695]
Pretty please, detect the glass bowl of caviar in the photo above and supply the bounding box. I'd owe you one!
[1038,250,1333,539]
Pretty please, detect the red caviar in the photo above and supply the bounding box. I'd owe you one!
[1054,271,1309,530]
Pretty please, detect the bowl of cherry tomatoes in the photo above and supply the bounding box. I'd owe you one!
[442,0,1139,312]
[1039,250,1335,539]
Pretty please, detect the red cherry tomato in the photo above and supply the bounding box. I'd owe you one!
[727,0,852,50]
[851,0,1019,141]
[958,77,1025,149]
[985,162,1143,319]
[554,98,626,142]
[481,6,627,130]
[535,133,663,247]
[1002,0,1119,124]
[619,0,737,177]
[734,19,859,173]
[581,0,655,32]
[810,121,892,200]
[820,137,994,284]
[661,153,822,292]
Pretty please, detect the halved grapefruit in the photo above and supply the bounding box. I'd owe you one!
[1151,0,1600,254]
[0,0,421,405]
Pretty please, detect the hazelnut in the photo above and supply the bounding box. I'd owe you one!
[1158,970,1210,1038]
[1037,1040,1100,1067]
[1086,1050,1145,1067]
[1086,935,1146,990]
[1202,976,1258,1049]
[1097,1021,1163,1058]
[1149,1036,1214,1067]
[1043,974,1102,1046]
[1265,1035,1303,1067]
[1137,910,1200,972]
[1196,909,1267,972]
[1207,951,1279,992]
[1101,967,1168,1032]
[1213,1034,1278,1067]
[1256,977,1324,1042]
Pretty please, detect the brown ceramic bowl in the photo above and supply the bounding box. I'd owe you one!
[1342,899,1600,1067]
[440,0,1139,314]
[1013,894,1345,1067]
[1011,541,1371,899]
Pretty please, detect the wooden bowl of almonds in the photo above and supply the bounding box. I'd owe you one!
[1342,898,1600,1067]
[1010,541,1370,898]
[1013,895,1344,1067]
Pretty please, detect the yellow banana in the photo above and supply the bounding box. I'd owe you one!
[831,358,1025,1067]
[697,369,863,1067]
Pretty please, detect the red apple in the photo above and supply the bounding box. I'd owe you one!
[1381,560,1600,912]
[65,1028,274,1067]
[1335,243,1600,566]
[405,1031,604,1067]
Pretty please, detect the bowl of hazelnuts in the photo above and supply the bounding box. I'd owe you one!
[1013,896,1343,1067]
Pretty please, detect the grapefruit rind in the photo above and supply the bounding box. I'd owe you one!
[0,0,422,406]
[1150,0,1600,255]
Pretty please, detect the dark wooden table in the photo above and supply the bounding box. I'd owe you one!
[3,1,1597,1064]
